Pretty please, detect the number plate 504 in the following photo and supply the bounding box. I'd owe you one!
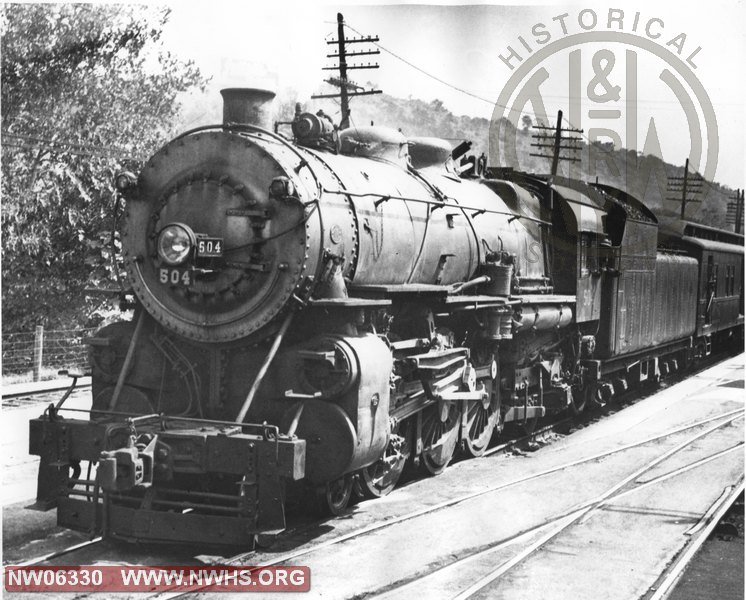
[159,268,192,286]
[197,237,223,257]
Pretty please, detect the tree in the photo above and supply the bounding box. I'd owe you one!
[1,4,206,332]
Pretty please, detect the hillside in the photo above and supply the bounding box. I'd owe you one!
[324,93,735,230]
[177,88,737,231]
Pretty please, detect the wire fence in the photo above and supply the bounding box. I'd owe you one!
[2,326,96,381]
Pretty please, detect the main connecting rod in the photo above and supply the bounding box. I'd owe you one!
[235,311,295,423]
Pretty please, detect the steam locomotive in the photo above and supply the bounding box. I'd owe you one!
[29,88,744,547]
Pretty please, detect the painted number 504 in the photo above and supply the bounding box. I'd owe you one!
[159,268,191,286]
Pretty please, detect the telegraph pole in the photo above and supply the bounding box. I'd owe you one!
[313,13,382,130]
[336,14,349,128]
[667,158,703,220]
[681,158,689,219]
[529,110,583,177]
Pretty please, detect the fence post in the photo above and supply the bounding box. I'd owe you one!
[33,325,44,382]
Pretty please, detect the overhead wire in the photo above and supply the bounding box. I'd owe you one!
[342,21,550,127]
[343,22,499,109]
[324,18,561,139]
[341,19,632,159]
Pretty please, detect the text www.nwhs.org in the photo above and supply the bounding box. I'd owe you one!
[5,566,310,592]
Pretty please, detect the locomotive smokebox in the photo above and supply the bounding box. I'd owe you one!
[220,87,276,129]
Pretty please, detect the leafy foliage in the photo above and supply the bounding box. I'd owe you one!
[1,4,206,332]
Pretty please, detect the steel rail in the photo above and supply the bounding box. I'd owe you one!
[2,382,91,401]
[647,479,745,600]
[451,411,745,600]
[375,442,743,599]
[10,537,103,567]
[150,407,744,600]
[9,354,738,594]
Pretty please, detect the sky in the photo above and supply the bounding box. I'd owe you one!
[161,0,745,189]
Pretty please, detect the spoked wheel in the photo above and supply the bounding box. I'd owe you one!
[462,384,499,458]
[317,475,353,516]
[358,422,410,499]
[420,402,460,476]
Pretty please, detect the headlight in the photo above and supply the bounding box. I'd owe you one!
[157,224,194,266]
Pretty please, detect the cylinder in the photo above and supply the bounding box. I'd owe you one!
[220,88,276,129]
[280,333,391,483]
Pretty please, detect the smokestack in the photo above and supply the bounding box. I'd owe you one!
[220,88,276,129]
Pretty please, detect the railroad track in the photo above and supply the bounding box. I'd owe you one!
[12,537,103,567]
[2,378,91,406]
[373,461,744,599]
[13,406,740,597]
[335,411,744,599]
[646,481,744,600]
[448,412,744,600]
[4,411,575,572]
[7,353,740,582]
[146,405,743,600]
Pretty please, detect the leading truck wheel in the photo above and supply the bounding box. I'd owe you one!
[317,475,353,516]
[358,455,405,499]
[357,421,410,499]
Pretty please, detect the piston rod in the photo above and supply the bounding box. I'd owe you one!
[108,311,145,411]
[236,311,295,423]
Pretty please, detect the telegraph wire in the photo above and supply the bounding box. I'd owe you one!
[342,20,587,139]
[343,18,683,152]
[343,22,497,108]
